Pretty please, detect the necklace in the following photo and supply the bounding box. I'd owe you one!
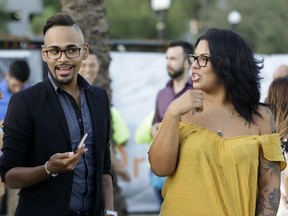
[205,102,234,137]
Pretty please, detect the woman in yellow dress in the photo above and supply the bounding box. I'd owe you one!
[148,28,286,216]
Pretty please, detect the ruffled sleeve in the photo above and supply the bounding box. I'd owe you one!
[255,133,286,170]
[179,122,199,142]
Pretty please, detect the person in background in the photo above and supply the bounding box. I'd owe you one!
[273,64,288,80]
[79,49,130,216]
[151,40,194,206]
[134,110,167,207]
[135,111,155,145]
[149,28,285,215]
[0,60,30,124]
[0,59,30,216]
[265,77,288,216]
[0,88,5,215]
[0,13,116,216]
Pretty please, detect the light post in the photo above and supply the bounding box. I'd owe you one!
[151,0,171,39]
[227,10,242,31]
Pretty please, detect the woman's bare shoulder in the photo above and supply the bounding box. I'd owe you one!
[256,104,276,135]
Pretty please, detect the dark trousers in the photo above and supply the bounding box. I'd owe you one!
[0,188,8,215]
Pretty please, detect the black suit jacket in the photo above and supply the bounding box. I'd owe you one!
[0,76,111,216]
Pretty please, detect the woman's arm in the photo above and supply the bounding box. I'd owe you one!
[255,150,281,216]
[148,90,203,176]
[148,108,181,176]
[255,105,282,215]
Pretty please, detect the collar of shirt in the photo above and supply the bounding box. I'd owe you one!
[48,72,90,94]
[166,77,193,88]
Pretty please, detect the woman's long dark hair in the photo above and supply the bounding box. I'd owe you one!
[195,28,263,124]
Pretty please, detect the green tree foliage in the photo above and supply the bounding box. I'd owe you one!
[205,0,288,53]
[107,0,155,39]
[107,0,200,41]
[107,0,288,53]
[0,1,11,35]
[30,0,61,36]
[6,0,288,53]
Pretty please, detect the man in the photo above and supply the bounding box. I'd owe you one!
[273,64,288,79]
[0,13,116,216]
[0,59,30,216]
[78,50,100,86]
[151,40,193,205]
[79,50,130,215]
[152,41,194,135]
[0,60,30,123]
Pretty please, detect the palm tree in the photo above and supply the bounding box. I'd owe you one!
[61,0,111,99]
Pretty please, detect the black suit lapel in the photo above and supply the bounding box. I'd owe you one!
[43,79,71,142]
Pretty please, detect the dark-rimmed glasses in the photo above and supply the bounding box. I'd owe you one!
[44,44,84,59]
[187,54,211,67]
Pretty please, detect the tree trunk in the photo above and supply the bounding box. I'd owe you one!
[61,0,112,100]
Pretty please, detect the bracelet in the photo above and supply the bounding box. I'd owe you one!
[104,210,118,216]
[44,161,58,177]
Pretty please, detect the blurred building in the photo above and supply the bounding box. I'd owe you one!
[5,0,43,40]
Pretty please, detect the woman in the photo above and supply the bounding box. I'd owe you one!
[266,77,288,145]
[148,28,286,216]
[265,77,288,216]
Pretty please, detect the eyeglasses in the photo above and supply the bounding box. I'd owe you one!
[44,44,84,59]
[187,54,211,67]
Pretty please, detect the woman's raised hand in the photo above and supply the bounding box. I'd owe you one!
[168,89,204,117]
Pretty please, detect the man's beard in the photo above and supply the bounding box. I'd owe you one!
[168,68,184,79]
[53,72,74,85]
[53,64,75,85]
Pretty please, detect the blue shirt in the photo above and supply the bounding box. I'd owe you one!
[0,80,12,120]
[48,73,96,213]
[0,80,11,120]
[0,79,29,121]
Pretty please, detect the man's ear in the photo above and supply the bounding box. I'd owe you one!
[41,45,48,62]
[184,58,190,71]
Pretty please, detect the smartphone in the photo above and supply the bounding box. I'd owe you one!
[73,133,88,152]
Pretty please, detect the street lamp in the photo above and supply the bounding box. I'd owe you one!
[227,10,242,31]
[151,0,171,39]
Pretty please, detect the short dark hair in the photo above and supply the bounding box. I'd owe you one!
[168,40,194,56]
[9,60,30,82]
[88,48,95,55]
[43,13,79,36]
[88,48,101,62]
[195,28,263,124]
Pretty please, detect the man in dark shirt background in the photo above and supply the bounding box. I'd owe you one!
[151,40,193,205]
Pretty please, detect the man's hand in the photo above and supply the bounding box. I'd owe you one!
[46,146,87,174]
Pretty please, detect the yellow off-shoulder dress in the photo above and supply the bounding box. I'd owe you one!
[160,123,286,216]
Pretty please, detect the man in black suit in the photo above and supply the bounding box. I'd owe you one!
[0,13,117,216]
